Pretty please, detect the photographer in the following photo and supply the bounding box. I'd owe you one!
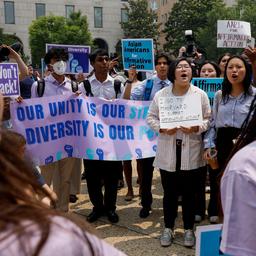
[0,43,28,79]
[178,30,205,76]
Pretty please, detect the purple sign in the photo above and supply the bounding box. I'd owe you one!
[0,63,20,97]
[46,43,90,74]
[10,95,158,166]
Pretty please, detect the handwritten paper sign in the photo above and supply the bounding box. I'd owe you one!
[217,20,251,48]
[122,38,154,71]
[0,63,20,97]
[159,94,203,129]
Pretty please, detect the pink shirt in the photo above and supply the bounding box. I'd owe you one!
[0,216,126,256]
[221,141,256,256]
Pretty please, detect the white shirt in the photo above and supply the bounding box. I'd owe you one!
[78,74,124,100]
[146,84,211,171]
[31,74,73,98]
[221,140,256,256]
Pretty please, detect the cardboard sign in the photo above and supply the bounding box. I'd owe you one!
[159,94,203,129]
[46,43,90,74]
[122,38,155,71]
[0,63,20,97]
[217,20,251,48]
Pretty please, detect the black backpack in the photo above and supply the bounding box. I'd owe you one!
[37,79,78,97]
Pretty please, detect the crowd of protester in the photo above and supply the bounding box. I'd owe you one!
[1,41,256,255]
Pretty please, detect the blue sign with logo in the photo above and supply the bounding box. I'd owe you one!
[46,44,90,74]
[122,39,154,71]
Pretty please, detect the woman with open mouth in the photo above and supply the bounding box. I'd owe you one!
[204,55,256,215]
[146,58,211,248]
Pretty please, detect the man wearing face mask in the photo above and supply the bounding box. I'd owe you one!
[30,48,82,212]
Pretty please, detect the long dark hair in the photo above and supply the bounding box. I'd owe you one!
[0,129,95,256]
[222,55,252,103]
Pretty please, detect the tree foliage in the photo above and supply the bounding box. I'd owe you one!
[164,0,223,53]
[164,0,256,61]
[197,0,256,60]
[121,0,160,41]
[29,11,93,65]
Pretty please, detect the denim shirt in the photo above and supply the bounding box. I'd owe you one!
[204,87,256,148]
[130,75,171,101]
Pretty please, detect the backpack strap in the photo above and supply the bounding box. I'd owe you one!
[83,79,94,97]
[71,80,78,93]
[113,79,122,99]
[37,79,45,97]
[143,79,153,101]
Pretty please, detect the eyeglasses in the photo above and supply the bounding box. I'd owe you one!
[96,56,110,62]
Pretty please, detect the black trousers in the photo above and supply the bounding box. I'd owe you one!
[137,157,155,209]
[160,140,199,230]
[84,160,122,212]
[194,166,221,218]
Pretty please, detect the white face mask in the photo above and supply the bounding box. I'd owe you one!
[52,61,67,75]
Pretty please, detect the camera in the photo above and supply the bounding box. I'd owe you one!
[184,30,196,58]
[0,42,22,61]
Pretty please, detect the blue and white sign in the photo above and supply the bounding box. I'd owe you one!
[46,43,91,74]
[196,224,230,256]
[192,78,223,107]
[122,38,154,71]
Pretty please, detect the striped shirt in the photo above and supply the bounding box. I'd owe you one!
[147,84,211,171]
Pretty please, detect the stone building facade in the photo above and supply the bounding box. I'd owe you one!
[0,0,129,57]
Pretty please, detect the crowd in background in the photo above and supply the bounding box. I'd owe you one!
[1,42,256,255]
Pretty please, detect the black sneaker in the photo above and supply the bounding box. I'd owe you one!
[107,210,119,223]
[87,210,102,223]
[139,207,151,218]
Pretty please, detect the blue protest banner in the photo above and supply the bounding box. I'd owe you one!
[0,63,20,97]
[46,43,90,74]
[122,38,154,71]
[192,78,223,106]
[196,225,230,256]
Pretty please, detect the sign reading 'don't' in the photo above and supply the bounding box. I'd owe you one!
[217,20,251,48]
[0,63,20,97]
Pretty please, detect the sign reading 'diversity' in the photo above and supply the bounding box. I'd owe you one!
[122,38,155,71]
[10,95,158,166]
[0,63,20,97]
[192,78,223,107]
[159,94,203,129]
[46,43,90,74]
[217,20,251,48]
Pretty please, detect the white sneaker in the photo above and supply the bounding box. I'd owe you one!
[160,228,174,247]
[195,215,202,223]
[184,229,195,247]
[210,216,219,224]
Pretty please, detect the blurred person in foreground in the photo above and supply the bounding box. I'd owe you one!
[0,93,126,256]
